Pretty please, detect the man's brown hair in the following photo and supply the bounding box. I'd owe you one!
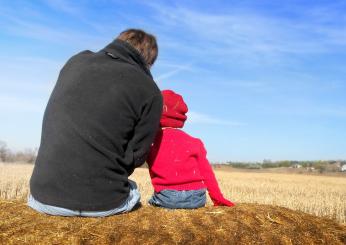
[117,29,158,67]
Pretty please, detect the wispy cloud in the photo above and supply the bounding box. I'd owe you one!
[0,3,108,48]
[40,0,118,34]
[155,63,194,82]
[144,2,346,65]
[1,15,105,48]
[42,0,82,16]
[187,111,244,126]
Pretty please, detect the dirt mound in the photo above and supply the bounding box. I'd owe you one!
[0,200,345,245]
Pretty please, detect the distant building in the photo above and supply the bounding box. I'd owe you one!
[327,162,343,172]
[335,161,342,168]
[293,164,302,169]
[341,165,346,172]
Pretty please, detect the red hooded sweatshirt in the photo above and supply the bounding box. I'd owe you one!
[147,90,234,206]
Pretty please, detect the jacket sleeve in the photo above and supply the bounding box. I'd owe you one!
[197,140,235,207]
[128,93,163,170]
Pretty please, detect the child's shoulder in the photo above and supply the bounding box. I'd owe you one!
[162,128,203,144]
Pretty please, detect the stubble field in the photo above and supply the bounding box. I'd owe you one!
[0,163,345,244]
[0,163,345,223]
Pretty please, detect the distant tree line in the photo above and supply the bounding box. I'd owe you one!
[0,141,37,164]
[227,159,346,172]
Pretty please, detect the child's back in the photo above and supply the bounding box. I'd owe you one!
[148,128,206,193]
[147,90,234,209]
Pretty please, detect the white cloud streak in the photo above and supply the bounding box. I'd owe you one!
[0,3,108,48]
[2,16,105,47]
[155,63,193,82]
[144,2,346,65]
[187,111,244,126]
[42,0,82,16]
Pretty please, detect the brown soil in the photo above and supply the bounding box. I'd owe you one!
[0,200,345,245]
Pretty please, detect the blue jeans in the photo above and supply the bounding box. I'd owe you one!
[27,180,140,217]
[149,189,206,209]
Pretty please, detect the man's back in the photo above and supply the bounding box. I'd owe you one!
[30,40,162,211]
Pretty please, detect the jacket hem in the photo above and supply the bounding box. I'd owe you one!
[30,190,129,212]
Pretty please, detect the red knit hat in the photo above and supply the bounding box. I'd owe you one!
[160,90,188,128]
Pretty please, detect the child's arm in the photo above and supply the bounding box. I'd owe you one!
[197,140,235,207]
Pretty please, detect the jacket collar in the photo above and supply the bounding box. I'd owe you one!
[102,39,152,78]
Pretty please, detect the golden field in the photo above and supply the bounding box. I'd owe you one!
[0,163,345,223]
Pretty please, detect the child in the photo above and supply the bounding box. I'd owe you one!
[147,90,235,209]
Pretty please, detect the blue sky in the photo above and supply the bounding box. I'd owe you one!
[0,0,345,162]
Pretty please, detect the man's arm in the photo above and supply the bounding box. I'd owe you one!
[129,93,162,170]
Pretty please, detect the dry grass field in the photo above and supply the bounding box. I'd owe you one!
[132,168,346,224]
[1,163,345,223]
[0,162,345,244]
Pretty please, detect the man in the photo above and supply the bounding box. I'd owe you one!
[28,29,162,217]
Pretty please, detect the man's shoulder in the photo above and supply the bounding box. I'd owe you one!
[121,63,155,84]
[76,50,94,56]
[123,66,160,97]
[62,50,94,68]
[70,50,94,60]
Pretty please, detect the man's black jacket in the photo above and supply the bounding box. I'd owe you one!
[30,40,162,211]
